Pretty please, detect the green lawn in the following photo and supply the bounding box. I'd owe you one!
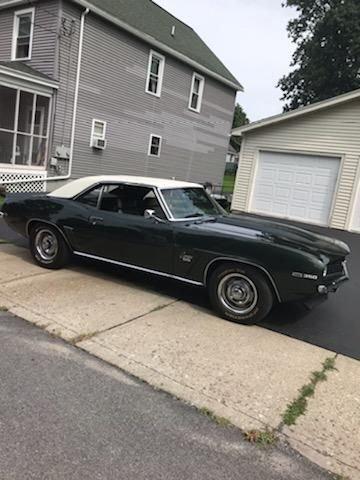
[222,174,236,194]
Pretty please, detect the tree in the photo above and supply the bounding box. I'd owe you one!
[278,0,360,111]
[230,103,249,151]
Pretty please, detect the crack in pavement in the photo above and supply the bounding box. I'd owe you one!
[70,299,180,343]
[0,270,55,286]
[77,334,271,430]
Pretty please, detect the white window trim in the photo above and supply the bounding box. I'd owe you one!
[11,7,35,61]
[145,50,165,98]
[188,72,205,113]
[0,84,51,169]
[148,134,162,157]
[90,119,107,147]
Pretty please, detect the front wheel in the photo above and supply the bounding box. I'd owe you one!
[208,263,274,325]
[29,224,70,269]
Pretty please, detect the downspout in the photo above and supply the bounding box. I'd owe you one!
[68,7,90,179]
[1,7,90,189]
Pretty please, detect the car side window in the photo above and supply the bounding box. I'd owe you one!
[99,184,166,219]
[76,186,102,207]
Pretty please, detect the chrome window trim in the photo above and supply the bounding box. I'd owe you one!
[73,251,204,286]
[203,257,282,302]
[157,186,223,222]
[71,182,218,223]
[73,182,171,221]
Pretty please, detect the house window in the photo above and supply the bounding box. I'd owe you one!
[148,134,162,157]
[0,85,50,167]
[90,119,106,146]
[189,73,205,112]
[12,8,34,60]
[146,50,165,97]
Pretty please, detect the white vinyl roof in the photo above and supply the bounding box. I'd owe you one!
[49,176,202,199]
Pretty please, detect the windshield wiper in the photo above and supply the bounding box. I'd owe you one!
[184,213,205,218]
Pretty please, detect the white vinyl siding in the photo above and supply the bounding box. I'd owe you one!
[232,98,360,230]
[12,8,35,61]
[189,73,204,112]
[145,50,165,97]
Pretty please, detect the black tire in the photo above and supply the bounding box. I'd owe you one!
[208,263,274,325]
[29,223,70,269]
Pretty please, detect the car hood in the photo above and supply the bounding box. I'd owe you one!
[191,215,350,259]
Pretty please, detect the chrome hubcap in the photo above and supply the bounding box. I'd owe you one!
[218,273,258,315]
[35,229,58,262]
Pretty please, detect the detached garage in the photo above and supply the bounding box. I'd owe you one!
[232,89,360,232]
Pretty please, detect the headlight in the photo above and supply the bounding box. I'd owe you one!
[323,266,328,277]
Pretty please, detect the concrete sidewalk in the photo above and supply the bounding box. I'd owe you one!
[0,243,359,479]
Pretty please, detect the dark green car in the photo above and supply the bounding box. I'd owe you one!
[0,175,350,324]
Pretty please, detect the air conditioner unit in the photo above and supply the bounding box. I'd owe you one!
[92,138,107,150]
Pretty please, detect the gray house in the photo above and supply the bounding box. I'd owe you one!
[0,0,242,193]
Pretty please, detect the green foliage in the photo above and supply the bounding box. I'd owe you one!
[282,355,337,426]
[198,407,232,427]
[245,428,277,446]
[279,0,360,110]
[231,103,249,152]
[223,174,236,194]
[232,103,249,129]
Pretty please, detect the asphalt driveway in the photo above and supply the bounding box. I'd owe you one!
[0,217,359,360]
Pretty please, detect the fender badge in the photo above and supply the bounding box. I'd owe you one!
[180,254,193,263]
[292,272,318,280]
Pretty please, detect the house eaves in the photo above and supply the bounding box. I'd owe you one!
[232,88,360,136]
[0,61,59,88]
[75,0,242,91]
[0,0,243,91]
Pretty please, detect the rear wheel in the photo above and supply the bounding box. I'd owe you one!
[208,263,274,325]
[29,224,70,269]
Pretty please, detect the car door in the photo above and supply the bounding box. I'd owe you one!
[69,183,175,275]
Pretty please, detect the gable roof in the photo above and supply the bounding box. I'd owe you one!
[74,0,242,90]
[232,88,360,136]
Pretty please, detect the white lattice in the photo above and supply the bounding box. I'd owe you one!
[0,171,47,193]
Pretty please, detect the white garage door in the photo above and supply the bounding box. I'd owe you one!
[251,151,340,226]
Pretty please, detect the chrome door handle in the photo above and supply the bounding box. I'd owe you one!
[89,216,104,225]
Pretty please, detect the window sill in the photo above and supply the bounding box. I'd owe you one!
[145,89,161,98]
[11,56,31,61]
[188,107,201,114]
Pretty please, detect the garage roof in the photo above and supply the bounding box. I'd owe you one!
[232,88,360,136]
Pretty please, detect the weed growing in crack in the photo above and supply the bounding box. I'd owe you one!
[282,356,337,426]
[244,428,277,446]
[198,407,232,427]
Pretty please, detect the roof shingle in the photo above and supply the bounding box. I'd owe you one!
[83,0,242,89]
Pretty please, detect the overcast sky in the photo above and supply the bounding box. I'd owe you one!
[155,0,296,122]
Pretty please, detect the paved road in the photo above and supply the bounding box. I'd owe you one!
[0,312,332,480]
[1,217,359,360]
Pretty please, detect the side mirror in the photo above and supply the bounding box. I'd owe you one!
[144,209,166,223]
[144,209,156,219]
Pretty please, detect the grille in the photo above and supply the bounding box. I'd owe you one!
[0,172,47,194]
[327,260,344,276]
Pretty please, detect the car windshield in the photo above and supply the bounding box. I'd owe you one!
[161,187,222,219]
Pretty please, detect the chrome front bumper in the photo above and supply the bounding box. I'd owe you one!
[317,261,349,294]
